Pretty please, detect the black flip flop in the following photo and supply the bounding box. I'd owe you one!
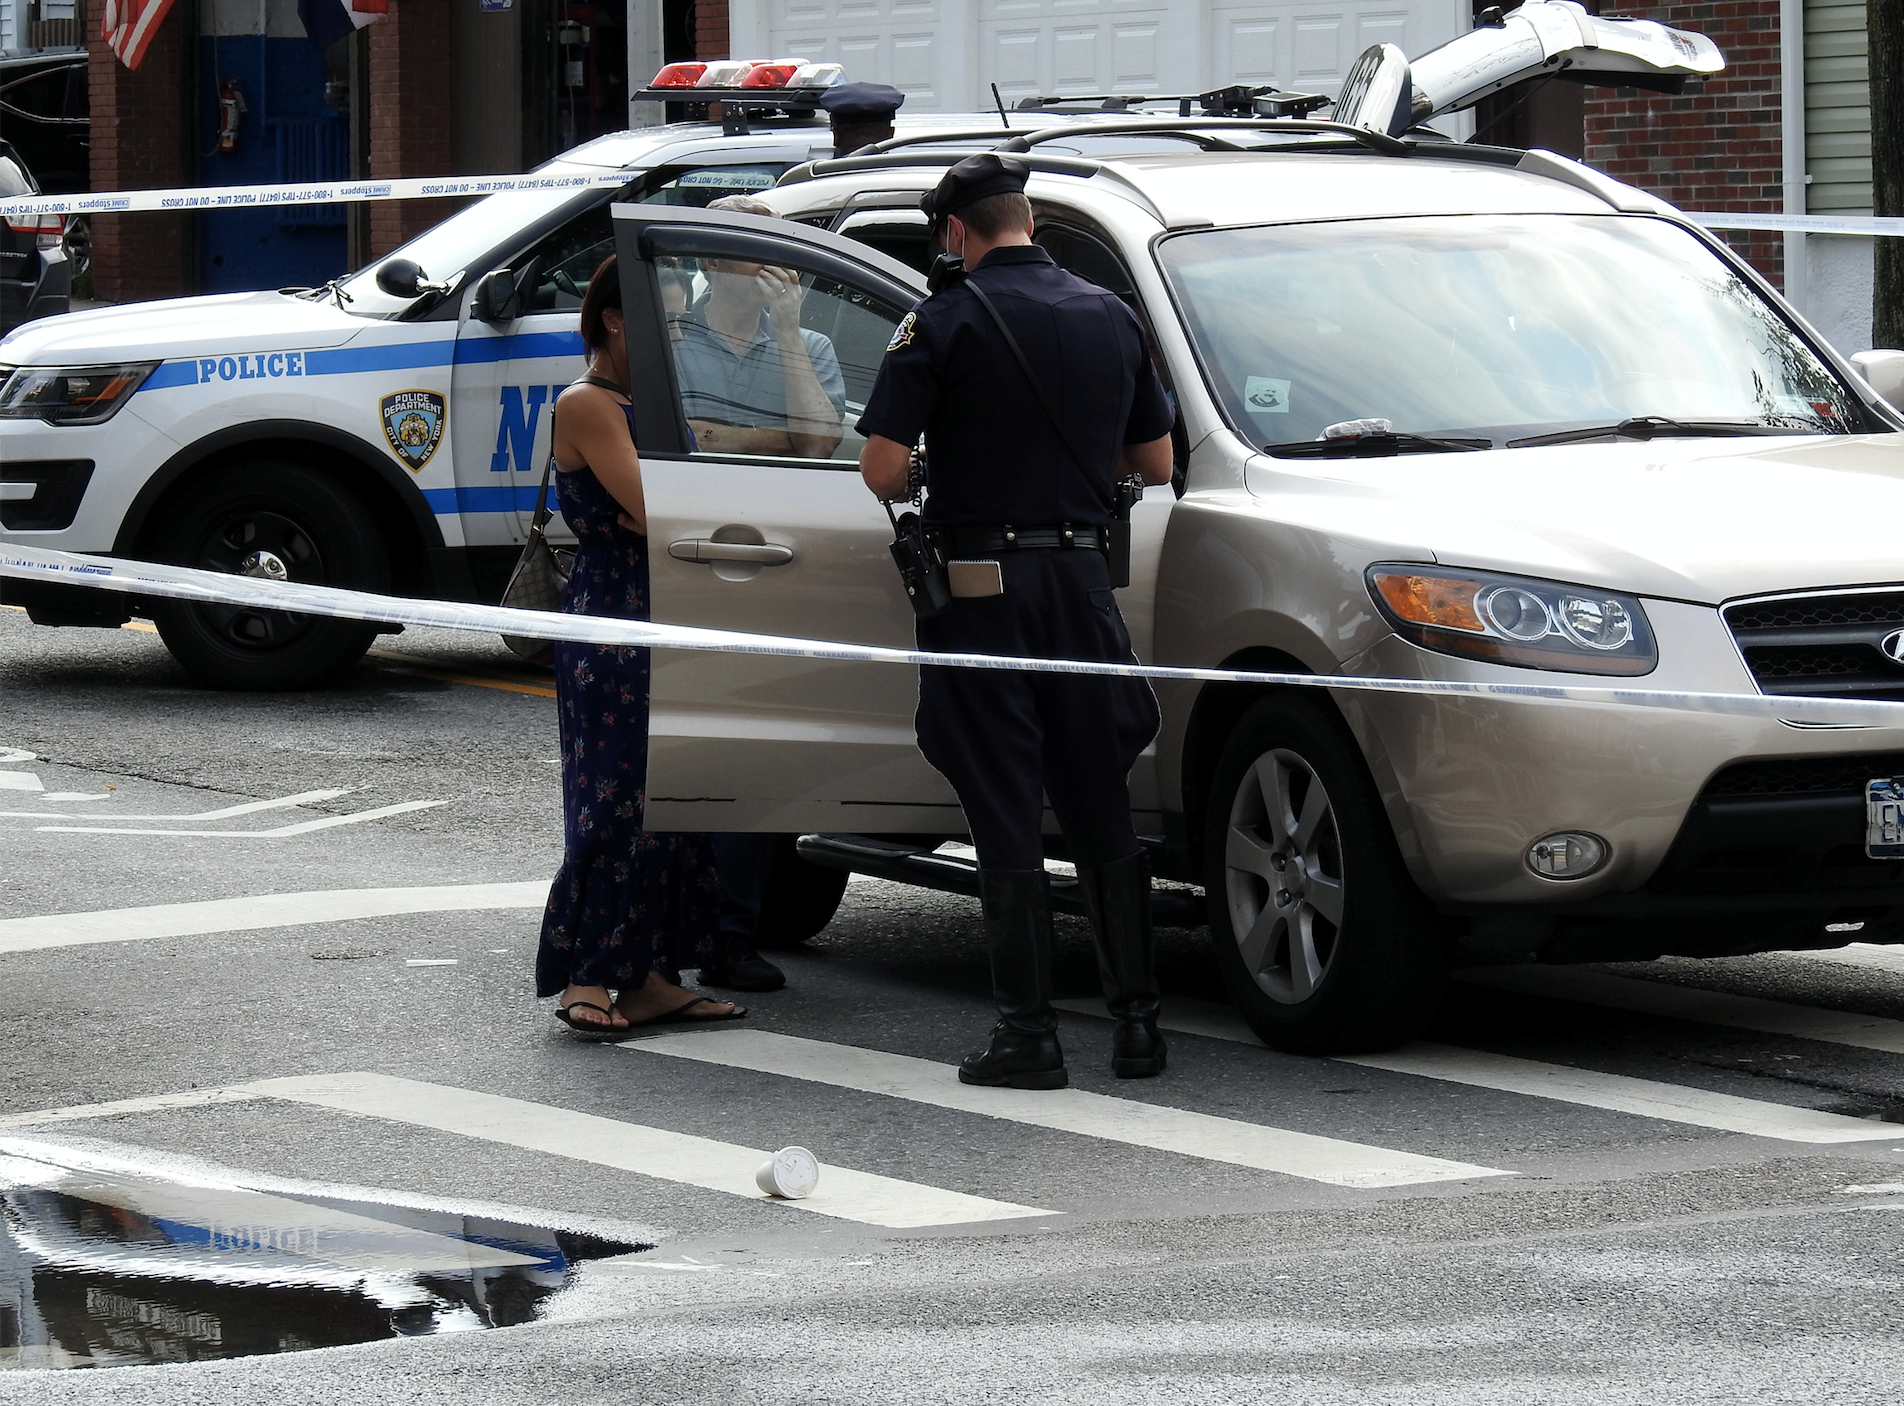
[556,1000,636,1042]
[622,995,748,1029]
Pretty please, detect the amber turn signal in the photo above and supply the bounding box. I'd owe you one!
[1371,571,1487,634]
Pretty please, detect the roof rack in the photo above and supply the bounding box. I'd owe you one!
[853,115,1411,161]
[1006,85,1333,120]
[780,149,1171,225]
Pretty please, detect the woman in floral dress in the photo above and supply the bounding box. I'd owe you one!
[536,254,741,1039]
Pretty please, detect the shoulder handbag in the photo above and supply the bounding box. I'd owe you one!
[499,455,576,663]
[499,374,623,661]
[961,279,1143,588]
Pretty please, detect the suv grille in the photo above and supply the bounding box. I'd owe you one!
[1701,752,1904,799]
[1724,588,1904,701]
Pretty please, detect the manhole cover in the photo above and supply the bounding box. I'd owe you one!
[0,1141,644,1370]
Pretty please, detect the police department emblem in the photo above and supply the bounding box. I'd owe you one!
[380,390,446,471]
[886,311,918,352]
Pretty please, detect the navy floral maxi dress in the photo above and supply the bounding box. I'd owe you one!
[536,402,719,998]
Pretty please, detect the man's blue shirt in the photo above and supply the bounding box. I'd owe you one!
[672,300,846,432]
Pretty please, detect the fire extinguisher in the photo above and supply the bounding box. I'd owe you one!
[217,79,247,154]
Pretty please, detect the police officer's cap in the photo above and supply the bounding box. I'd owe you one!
[817,83,905,120]
[920,153,1030,228]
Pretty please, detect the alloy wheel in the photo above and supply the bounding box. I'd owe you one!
[1222,747,1346,1004]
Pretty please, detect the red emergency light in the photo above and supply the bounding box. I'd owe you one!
[650,62,708,87]
[740,61,801,88]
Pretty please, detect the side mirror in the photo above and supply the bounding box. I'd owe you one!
[1852,349,1904,412]
[472,267,520,323]
[375,258,426,299]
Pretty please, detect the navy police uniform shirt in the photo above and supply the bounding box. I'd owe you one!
[856,246,1173,527]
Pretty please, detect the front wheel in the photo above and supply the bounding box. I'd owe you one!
[754,836,852,948]
[1204,693,1446,1054]
[149,462,388,691]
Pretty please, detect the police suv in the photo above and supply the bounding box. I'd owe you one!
[13,6,1904,1052]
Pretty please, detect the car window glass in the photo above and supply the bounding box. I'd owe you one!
[335,188,582,318]
[655,250,907,465]
[518,201,613,314]
[1159,214,1861,446]
[639,165,787,208]
[1034,223,1133,297]
[835,213,934,274]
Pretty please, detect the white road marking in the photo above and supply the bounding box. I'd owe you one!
[0,771,42,792]
[1800,943,1904,978]
[0,787,351,821]
[240,1072,1051,1229]
[1838,1182,1904,1194]
[1459,964,1904,1056]
[39,798,445,837]
[1062,995,1899,1144]
[0,1086,268,1129]
[1340,1043,1901,1144]
[404,958,459,967]
[0,750,36,764]
[627,1029,1509,1189]
[0,882,546,955]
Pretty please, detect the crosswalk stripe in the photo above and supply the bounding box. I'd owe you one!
[39,798,447,838]
[236,1072,1051,1229]
[0,1086,269,1128]
[1457,965,1904,1056]
[625,1029,1510,1189]
[1339,1043,1901,1143]
[1058,995,1902,1144]
[0,883,547,954]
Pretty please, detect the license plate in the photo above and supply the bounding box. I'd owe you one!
[1868,778,1904,859]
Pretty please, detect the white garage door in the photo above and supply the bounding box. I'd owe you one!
[727,0,1467,114]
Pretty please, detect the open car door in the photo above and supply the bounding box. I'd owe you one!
[609,203,963,834]
[1336,0,1725,137]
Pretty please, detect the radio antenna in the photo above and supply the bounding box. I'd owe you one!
[991,82,1011,129]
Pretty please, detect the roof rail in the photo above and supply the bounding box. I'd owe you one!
[1006,85,1332,120]
[851,115,1411,161]
[779,149,1171,226]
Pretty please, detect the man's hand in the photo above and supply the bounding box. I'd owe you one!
[759,266,805,334]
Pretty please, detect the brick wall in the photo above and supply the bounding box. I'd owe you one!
[694,0,729,59]
[368,0,457,257]
[1583,0,1786,287]
[86,15,193,304]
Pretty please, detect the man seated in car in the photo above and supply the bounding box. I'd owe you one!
[670,196,846,459]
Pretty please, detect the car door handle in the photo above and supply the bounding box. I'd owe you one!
[668,539,794,566]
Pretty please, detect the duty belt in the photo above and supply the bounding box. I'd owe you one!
[932,522,1111,555]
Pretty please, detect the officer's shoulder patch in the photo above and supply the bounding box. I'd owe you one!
[886,310,919,353]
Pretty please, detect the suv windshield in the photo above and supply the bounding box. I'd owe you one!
[1158,215,1860,451]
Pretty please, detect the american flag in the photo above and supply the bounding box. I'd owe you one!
[100,0,179,72]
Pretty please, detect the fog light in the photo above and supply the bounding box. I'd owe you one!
[1526,831,1608,880]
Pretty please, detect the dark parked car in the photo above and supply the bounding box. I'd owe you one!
[0,49,88,195]
[0,138,71,332]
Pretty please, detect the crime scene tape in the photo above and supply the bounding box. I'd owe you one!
[7,542,1904,730]
[0,171,634,221]
[4,171,1902,240]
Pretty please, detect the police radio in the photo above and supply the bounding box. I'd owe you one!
[1107,473,1143,590]
[925,253,965,294]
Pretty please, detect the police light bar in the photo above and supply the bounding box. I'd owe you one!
[645,59,843,92]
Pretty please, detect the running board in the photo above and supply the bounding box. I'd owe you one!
[795,834,1206,926]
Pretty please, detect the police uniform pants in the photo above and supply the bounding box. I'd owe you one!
[915,547,1160,872]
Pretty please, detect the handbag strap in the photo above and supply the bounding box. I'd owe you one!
[961,278,1101,492]
[534,373,629,531]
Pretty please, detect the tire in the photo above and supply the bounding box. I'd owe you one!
[754,835,851,948]
[149,462,388,691]
[1203,693,1446,1054]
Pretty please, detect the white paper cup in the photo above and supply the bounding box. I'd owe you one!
[755,1146,820,1199]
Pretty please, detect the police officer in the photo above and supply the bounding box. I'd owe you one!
[857,153,1176,1089]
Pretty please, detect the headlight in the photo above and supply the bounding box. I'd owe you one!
[1367,564,1657,676]
[0,362,158,425]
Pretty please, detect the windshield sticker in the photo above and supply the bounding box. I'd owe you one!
[381,390,447,471]
[1243,376,1291,414]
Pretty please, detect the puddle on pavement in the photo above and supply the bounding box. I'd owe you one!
[0,1139,645,1370]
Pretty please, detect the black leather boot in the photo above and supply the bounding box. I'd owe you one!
[959,869,1068,1090]
[698,932,786,992]
[1078,850,1166,1078]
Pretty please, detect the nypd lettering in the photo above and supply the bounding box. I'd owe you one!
[493,384,567,475]
[196,352,306,383]
[381,390,447,471]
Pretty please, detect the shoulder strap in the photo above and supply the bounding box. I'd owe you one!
[529,457,556,531]
[961,278,1098,482]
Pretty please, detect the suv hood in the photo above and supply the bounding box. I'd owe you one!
[0,289,363,365]
[1253,433,1904,604]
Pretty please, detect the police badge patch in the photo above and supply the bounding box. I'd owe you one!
[886,311,917,352]
[379,390,446,471]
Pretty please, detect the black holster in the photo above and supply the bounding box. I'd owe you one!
[885,503,951,619]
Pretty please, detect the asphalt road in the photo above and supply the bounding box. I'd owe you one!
[4,605,1904,1403]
